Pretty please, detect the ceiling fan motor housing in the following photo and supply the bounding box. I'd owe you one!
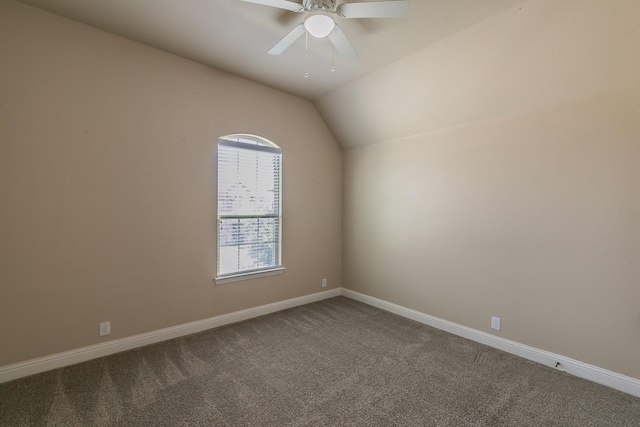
[303,0,335,13]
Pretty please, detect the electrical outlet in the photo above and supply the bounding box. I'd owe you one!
[491,316,501,331]
[322,278,327,288]
[99,321,111,336]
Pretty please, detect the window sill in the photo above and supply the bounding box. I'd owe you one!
[215,267,285,285]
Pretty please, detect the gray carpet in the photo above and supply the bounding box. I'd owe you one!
[1,296,639,426]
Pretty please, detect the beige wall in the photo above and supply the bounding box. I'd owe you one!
[343,90,640,379]
[0,0,342,367]
[340,0,640,379]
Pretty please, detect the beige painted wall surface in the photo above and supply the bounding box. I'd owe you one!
[0,0,342,367]
[340,0,640,380]
[343,88,640,379]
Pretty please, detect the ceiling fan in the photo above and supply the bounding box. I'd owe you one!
[240,0,410,61]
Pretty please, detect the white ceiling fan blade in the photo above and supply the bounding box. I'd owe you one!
[337,0,409,18]
[328,25,358,61]
[268,24,306,55]
[239,0,304,13]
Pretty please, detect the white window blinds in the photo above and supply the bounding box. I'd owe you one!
[217,137,282,278]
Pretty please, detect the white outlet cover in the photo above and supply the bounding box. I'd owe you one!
[491,317,501,331]
[100,321,111,336]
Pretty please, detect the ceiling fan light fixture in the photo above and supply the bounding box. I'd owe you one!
[304,11,335,38]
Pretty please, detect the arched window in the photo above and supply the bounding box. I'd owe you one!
[216,134,283,283]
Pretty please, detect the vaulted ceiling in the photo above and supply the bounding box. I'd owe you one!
[15,1,636,151]
[18,0,523,101]
[40,1,639,152]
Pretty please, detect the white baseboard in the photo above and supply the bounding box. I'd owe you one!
[0,288,341,384]
[341,288,640,398]
[3,287,639,399]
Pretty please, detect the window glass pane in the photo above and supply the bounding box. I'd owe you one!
[218,146,280,216]
[217,135,281,278]
[218,218,279,274]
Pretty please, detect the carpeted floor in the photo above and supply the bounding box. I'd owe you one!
[1,296,639,426]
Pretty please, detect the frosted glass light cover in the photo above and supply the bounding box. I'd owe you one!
[304,12,335,38]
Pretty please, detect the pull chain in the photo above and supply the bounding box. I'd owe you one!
[331,30,336,72]
[304,31,309,78]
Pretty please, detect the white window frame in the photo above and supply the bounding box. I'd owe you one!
[215,134,284,284]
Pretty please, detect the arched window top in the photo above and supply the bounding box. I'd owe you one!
[220,134,280,152]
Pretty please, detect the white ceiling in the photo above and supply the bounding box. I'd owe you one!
[18,0,524,101]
